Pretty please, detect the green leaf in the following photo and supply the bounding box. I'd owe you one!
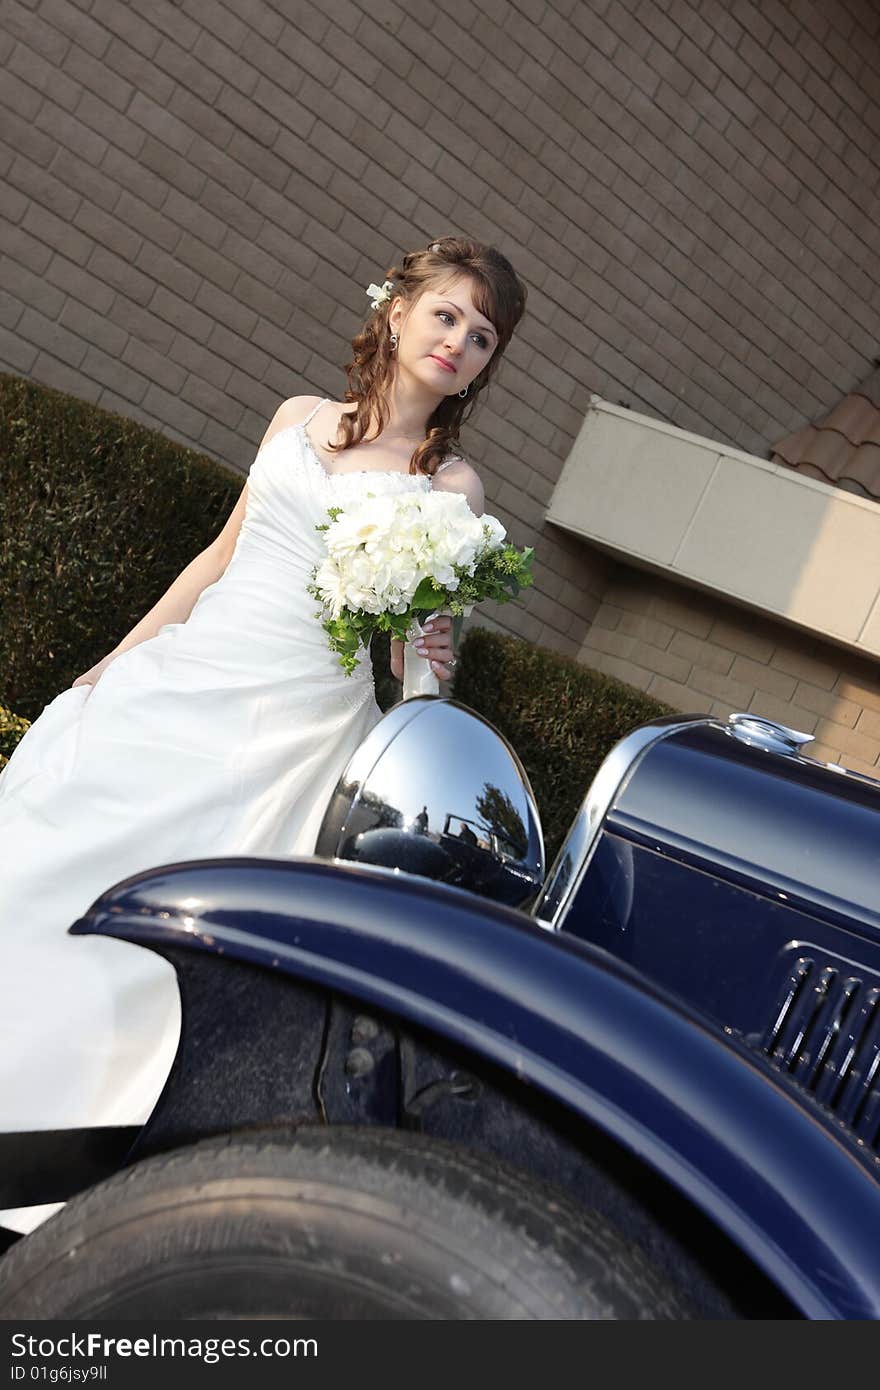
[411,578,447,609]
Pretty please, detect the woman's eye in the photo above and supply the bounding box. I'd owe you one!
[437,311,488,349]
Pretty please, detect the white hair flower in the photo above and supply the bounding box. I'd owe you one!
[366,279,395,311]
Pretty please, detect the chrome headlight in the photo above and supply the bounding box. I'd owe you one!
[315,697,544,908]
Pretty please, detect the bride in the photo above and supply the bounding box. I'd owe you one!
[0,235,527,1230]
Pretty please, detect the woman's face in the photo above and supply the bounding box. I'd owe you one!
[389,273,498,398]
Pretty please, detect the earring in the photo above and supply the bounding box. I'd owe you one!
[389,332,398,351]
[458,385,468,398]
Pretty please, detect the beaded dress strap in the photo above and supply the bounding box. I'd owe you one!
[434,455,464,475]
[302,398,329,427]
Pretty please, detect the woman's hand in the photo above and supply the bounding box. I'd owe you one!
[71,651,120,696]
[391,615,457,682]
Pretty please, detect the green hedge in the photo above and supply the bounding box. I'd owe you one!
[451,627,673,864]
[0,703,30,771]
[0,373,243,720]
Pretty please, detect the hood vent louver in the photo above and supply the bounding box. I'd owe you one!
[760,956,880,1154]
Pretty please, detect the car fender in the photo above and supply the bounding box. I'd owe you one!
[74,855,880,1320]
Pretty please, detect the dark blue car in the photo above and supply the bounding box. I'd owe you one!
[2,699,879,1319]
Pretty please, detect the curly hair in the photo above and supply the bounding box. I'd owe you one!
[328,235,527,477]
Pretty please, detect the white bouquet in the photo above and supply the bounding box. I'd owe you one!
[308,489,533,694]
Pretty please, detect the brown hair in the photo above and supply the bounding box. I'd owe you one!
[328,235,527,476]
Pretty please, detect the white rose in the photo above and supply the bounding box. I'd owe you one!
[480,513,507,549]
[316,488,499,628]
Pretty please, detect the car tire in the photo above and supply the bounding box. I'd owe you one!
[0,1126,691,1319]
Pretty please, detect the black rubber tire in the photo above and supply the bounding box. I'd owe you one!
[0,1126,691,1319]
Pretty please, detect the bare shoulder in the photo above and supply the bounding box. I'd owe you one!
[431,455,485,516]
[259,395,326,449]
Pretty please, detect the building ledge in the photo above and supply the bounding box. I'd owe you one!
[546,397,880,659]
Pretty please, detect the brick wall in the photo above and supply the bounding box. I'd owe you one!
[2,0,879,663]
[584,567,880,776]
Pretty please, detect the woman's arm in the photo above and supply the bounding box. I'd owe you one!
[74,477,248,683]
[72,541,234,690]
[112,473,257,657]
[74,396,324,687]
[72,534,235,690]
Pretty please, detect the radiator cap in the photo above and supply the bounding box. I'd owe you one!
[727,712,814,756]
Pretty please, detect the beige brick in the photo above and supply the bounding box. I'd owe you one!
[647,675,707,711]
[806,742,840,764]
[527,589,567,628]
[579,591,603,627]
[731,655,797,701]
[567,611,592,645]
[669,630,735,674]
[648,595,714,639]
[582,627,637,660]
[855,707,880,740]
[746,693,819,734]
[617,611,675,648]
[568,613,593,646]
[601,577,652,612]
[557,607,584,639]
[531,560,564,602]
[707,700,738,722]
[838,752,880,779]
[497,480,545,530]
[559,578,595,613]
[793,681,860,727]
[506,609,543,645]
[834,677,880,714]
[770,646,840,690]
[538,626,580,659]
[629,640,691,683]
[31,353,96,399]
[689,666,755,708]
[0,323,37,373]
[813,720,880,763]
[709,617,775,663]
[582,651,653,693]
[592,602,623,630]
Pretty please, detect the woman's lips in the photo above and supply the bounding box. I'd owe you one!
[430,355,456,372]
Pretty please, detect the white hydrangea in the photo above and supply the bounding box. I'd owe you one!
[314,489,506,619]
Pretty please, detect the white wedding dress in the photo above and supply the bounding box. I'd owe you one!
[0,398,453,1230]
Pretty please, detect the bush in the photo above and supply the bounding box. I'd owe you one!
[451,627,673,864]
[0,704,30,771]
[0,373,242,720]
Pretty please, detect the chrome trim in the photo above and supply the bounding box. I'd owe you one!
[727,712,814,756]
[531,715,718,932]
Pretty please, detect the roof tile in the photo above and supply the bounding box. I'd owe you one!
[770,368,880,503]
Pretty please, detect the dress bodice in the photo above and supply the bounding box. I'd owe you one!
[232,416,434,572]
[179,411,440,694]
